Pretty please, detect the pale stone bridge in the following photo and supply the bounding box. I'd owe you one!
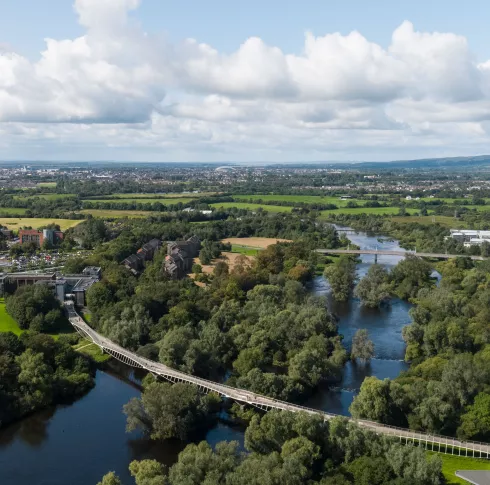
[316,249,486,261]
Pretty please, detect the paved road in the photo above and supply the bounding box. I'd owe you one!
[67,305,490,458]
[316,249,486,260]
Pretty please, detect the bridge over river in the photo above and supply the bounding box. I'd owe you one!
[316,249,486,261]
[67,304,490,459]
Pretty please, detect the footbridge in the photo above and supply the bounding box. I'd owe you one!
[67,305,490,459]
[316,249,486,261]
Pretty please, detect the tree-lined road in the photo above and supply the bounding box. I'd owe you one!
[67,304,490,459]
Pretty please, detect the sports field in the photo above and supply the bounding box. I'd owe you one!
[0,217,82,230]
[222,237,292,248]
[78,209,153,218]
[211,202,292,212]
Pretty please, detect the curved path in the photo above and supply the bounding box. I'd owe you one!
[316,249,486,260]
[67,305,490,459]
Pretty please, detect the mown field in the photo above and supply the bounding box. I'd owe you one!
[0,300,23,335]
[13,194,77,200]
[321,207,421,216]
[36,182,57,188]
[390,215,467,227]
[0,217,82,230]
[233,194,365,207]
[104,192,217,199]
[78,209,153,218]
[0,208,28,215]
[431,453,490,485]
[211,202,292,212]
[82,197,193,205]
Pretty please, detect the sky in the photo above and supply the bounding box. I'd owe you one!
[1,0,490,163]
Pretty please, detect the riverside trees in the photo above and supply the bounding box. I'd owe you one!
[354,264,391,308]
[323,256,356,302]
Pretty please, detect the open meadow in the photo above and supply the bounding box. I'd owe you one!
[82,197,193,205]
[78,209,153,218]
[211,202,292,212]
[0,217,82,230]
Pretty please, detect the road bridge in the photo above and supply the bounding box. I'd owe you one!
[67,304,490,459]
[316,249,486,261]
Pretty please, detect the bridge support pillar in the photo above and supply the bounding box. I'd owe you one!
[374,253,378,264]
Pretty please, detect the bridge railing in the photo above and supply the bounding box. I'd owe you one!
[67,305,490,457]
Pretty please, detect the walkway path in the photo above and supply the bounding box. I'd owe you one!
[67,304,490,459]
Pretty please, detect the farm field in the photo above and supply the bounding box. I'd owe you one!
[211,202,292,212]
[83,197,193,205]
[233,194,365,207]
[104,192,217,199]
[0,217,82,230]
[13,193,77,200]
[321,206,421,216]
[78,209,153,218]
[222,237,292,248]
[0,208,28,215]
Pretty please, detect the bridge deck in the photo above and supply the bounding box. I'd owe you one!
[67,306,490,458]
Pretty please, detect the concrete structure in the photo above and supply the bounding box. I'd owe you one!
[455,470,490,484]
[68,305,490,460]
[164,235,200,279]
[446,229,490,248]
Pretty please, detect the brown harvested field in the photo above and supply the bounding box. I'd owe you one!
[221,237,292,248]
[193,252,255,274]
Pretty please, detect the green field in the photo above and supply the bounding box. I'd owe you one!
[321,207,421,216]
[13,194,77,201]
[429,453,490,484]
[0,217,82,230]
[231,244,261,256]
[74,339,111,363]
[78,209,153,218]
[234,194,364,207]
[0,208,28,215]
[36,182,57,188]
[83,197,193,205]
[106,192,216,199]
[211,202,292,213]
[0,300,23,335]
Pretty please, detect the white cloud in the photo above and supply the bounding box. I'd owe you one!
[1,0,490,161]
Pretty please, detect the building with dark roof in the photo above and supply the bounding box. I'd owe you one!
[164,236,200,279]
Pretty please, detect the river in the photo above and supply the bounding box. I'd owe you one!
[0,227,417,485]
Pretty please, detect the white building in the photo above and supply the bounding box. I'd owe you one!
[447,229,490,247]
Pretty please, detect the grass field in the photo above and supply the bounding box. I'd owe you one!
[106,192,217,199]
[211,202,292,213]
[36,182,57,188]
[83,197,193,205]
[234,194,365,207]
[0,208,28,215]
[78,209,153,218]
[13,194,77,200]
[74,339,111,363]
[0,300,23,335]
[0,217,82,230]
[231,245,261,256]
[321,207,421,216]
[429,453,490,484]
[222,237,292,248]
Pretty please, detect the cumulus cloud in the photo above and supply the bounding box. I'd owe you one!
[1,0,490,160]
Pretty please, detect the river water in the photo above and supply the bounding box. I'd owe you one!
[0,227,416,485]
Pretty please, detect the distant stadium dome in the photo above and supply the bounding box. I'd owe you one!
[215,166,236,171]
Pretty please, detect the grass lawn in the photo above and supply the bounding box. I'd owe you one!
[0,207,28,215]
[211,202,292,213]
[82,197,194,205]
[428,453,490,484]
[233,194,365,207]
[36,182,57,188]
[105,192,217,199]
[320,207,421,216]
[74,339,111,363]
[231,244,261,256]
[0,217,82,230]
[78,209,153,218]
[0,300,23,335]
[13,194,77,201]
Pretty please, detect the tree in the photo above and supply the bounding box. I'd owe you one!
[124,382,220,441]
[457,393,490,441]
[354,264,391,308]
[323,256,356,302]
[390,255,433,300]
[346,456,394,485]
[96,472,122,485]
[351,329,374,363]
[129,460,168,485]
